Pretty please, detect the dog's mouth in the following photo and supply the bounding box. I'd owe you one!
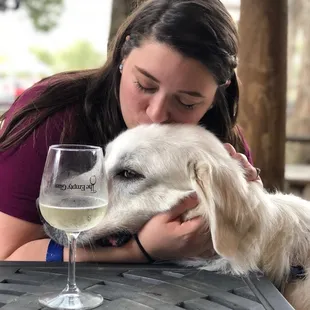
[94,231,132,247]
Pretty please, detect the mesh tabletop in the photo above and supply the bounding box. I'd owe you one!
[0,262,293,309]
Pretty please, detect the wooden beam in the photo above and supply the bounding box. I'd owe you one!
[109,0,133,43]
[286,136,310,144]
[238,0,288,191]
[109,0,145,43]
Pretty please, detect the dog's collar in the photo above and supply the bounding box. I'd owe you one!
[290,265,307,281]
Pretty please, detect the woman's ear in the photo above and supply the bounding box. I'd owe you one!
[188,157,261,273]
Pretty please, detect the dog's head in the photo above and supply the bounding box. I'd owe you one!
[89,124,262,267]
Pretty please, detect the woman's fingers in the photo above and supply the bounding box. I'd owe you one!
[223,143,237,157]
[161,193,199,222]
[224,143,262,184]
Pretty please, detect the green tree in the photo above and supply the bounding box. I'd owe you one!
[56,41,105,71]
[22,0,64,32]
[30,40,106,72]
[29,47,54,67]
[0,0,64,32]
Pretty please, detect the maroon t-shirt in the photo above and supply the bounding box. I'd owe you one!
[0,82,72,224]
[0,82,253,225]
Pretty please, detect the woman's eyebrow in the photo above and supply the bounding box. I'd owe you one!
[135,66,160,83]
[177,90,205,98]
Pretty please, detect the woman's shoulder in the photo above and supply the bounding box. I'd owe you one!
[0,77,74,224]
[1,75,74,156]
[3,76,54,123]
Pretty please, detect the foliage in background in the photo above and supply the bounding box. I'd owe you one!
[22,0,64,32]
[0,0,63,32]
[30,40,106,72]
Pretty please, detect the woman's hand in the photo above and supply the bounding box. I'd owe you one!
[137,194,214,261]
[224,143,263,186]
[135,144,262,262]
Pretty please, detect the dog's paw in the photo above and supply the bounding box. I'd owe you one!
[178,258,209,268]
[176,257,231,272]
[199,258,233,273]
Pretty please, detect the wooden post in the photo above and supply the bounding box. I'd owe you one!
[109,0,144,43]
[237,0,288,191]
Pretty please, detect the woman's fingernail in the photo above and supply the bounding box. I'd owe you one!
[224,143,236,156]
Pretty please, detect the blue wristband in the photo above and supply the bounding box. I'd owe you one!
[46,239,64,262]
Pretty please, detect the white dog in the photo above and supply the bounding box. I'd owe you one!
[86,123,310,310]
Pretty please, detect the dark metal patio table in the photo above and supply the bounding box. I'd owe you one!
[0,261,293,309]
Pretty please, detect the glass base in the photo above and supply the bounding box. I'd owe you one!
[39,289,103,310]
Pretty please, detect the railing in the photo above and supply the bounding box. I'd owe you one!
[286,136,310,144]
[285,135,310,198]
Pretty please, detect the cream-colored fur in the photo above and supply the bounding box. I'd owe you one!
[87,124,310,310]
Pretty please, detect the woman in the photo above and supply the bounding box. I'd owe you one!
[0,0,260,262]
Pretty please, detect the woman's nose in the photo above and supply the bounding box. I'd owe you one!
[145,95,170,123]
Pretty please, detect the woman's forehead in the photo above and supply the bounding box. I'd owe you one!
[126,40,217,88]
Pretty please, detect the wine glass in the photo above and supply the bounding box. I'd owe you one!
[38,144,107,310]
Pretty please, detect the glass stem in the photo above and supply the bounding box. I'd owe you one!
[65,232,80,294]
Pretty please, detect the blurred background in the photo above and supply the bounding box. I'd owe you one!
[0,0,111,107]
[0,0,309,197]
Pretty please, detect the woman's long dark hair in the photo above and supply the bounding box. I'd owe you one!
[0,0,244,152]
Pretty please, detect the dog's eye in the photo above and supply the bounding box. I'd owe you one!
[116,169,143,180]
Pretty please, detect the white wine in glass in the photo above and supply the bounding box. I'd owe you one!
[38,144,107,310]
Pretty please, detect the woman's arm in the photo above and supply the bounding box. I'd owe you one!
[0,211,146,262]
[0,212,46,260]
[3,195,211,262]
[5,237,147,263]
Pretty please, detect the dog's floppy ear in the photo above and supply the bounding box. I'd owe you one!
[188,156,261,272]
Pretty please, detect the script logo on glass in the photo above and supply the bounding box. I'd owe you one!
[55,176,97,193]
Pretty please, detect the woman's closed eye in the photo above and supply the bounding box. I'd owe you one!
[175,96,204,110]
[176,98,197,110]
[134,78,204,110]
[134,81,157,93]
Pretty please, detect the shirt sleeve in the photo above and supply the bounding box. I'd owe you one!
[237,126,253,165]
[0,82,70,224]
[243,139,253,165]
